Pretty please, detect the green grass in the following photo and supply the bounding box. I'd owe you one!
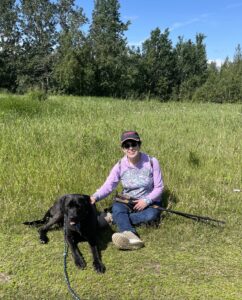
[0,94,241,299]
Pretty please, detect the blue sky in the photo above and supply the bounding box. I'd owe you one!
[76,0,242,66]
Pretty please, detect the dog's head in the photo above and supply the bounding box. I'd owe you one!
[64,194,91,227]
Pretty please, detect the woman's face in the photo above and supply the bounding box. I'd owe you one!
[122,140,141,160]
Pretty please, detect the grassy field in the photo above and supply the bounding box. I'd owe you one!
[0,93,241,299]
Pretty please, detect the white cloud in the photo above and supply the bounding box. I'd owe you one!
[128,39,146,47]
[169,14,209,32]
[170,18,200,31]
[208,59,225,67]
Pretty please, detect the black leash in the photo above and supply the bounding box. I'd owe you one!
[63,217,81,300]
[114,194,226,226]
[152,205,225,225]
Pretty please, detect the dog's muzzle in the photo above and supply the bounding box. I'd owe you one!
[68,217,80,226]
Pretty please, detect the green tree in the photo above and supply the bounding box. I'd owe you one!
[17,0,58,92]
[219,46,242,102]
[233,44,242,63]
[174,34,207,100]
[0,0,19,90]
[141,28,176,100]
[124,46,145,99]
[195,33,208,81]
[53,0,89,94]
[193,62,220,102]
[194,45,242,103]
[88,0,130,97]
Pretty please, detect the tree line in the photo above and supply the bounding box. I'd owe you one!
[0,0,242,102]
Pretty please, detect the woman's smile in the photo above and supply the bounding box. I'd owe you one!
[127,149,138,155]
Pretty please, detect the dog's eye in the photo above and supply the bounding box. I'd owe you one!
[67,202,83,210]
[67,200,77,208]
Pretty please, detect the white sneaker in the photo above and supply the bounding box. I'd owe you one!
[112,231,144,250]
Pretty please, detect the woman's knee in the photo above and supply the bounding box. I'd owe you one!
[112,203,129,216]
[146,208,160,222]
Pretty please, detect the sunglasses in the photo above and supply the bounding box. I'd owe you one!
[122,141,140,149]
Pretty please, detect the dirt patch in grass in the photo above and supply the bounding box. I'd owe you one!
[0,273,11,284]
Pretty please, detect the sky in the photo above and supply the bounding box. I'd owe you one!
[76,0,242,66]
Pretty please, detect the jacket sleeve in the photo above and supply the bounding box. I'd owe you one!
[144,157,164,203]
[92,162,120,201]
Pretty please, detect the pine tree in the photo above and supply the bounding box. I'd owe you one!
[53,0,89,94]
[141,28,176,100]
[0,0,19,90]
[195,33,207,81]
[223,45,242,102]
[174,34,208,100]
[233,44,242,63]
[88,0,130,97]
[17,0,58,92]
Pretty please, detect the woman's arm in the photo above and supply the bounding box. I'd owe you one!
[91,162,120,202]
[145,157,164,203]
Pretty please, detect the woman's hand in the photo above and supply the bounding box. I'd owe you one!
[90,196,96,205]
[133,199,148,211]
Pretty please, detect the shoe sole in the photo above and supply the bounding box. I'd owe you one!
[112,233,144,250]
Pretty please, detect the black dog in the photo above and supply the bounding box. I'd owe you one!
[23,194,105,273]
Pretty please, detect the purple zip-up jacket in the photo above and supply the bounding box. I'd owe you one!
[92,152,164,204]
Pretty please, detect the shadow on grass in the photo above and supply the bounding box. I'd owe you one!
[22,211,114,257]
[160,188,225,228]
[98,225,115,251]
[149,187,180,227]
[161,187,179,209]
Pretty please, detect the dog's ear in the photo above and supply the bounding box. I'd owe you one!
[78,195,91,205]
[61,195,72,213]
[77,195,93,214]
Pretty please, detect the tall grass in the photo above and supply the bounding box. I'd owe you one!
[0,94,241,299]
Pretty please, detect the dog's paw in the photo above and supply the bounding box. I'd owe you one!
[75,258,86,269]
[38,230,49,244]
[93,261,106,274]
[39,235,49,244]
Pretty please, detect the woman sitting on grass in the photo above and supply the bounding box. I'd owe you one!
[91,131,164,250]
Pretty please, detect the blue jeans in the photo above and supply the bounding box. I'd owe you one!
[112,202,161,233]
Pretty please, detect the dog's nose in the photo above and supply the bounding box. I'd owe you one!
[69,216,78,224]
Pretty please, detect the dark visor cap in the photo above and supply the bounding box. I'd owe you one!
[120,131,141,144]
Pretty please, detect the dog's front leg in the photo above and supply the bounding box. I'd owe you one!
[89,243,106,273]
[66,236,86,269]
[38,214,62,244]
